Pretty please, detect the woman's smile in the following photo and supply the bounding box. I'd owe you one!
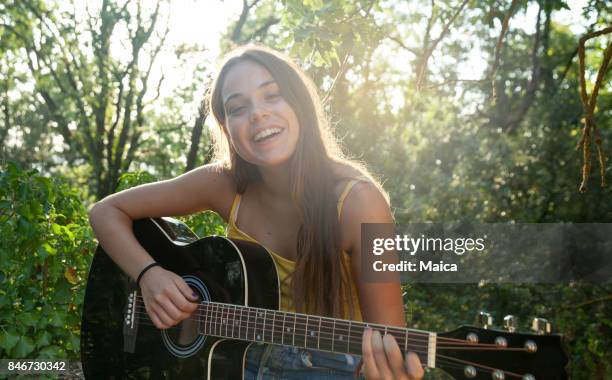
[253,126,283,143]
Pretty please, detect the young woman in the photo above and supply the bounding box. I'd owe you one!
[89,45,423,380]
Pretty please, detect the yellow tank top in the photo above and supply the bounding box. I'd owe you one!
[226,178,366,321]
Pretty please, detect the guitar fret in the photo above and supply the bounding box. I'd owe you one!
[211,303,216,336]
[217,304,222,337]
[228,305,232,338]
[304,315,308,348]
[347,320,352,354]
[317,317,321,349]
[232,305,242,339]
[229,305,233,338]
[293,314,306,348]
[272,310,283,344]
[220,304,224,337]
[332,319,336,352]
[200,304,206,335]
[271,310,275,344]
[225,305,229,338]
[211,303,215,336]
[253,309,258,342]
[213,303,218,336]
[262,310,267,342]
[292,314,296,347]
[319,318,333,352]
[282,312,286,345]
[236,306,242,339]
[246,306,251,341]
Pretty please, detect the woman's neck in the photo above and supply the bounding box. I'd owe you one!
[256,163,293,202]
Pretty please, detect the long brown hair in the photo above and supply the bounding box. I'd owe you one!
[209,45,382,318]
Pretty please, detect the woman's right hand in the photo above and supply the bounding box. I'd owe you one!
[138,266,200,329]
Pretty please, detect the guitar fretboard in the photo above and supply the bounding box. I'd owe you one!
[196,301,436,367]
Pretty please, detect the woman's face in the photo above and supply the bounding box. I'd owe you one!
[221,60,300,168]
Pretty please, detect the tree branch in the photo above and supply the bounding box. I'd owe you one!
[503,4,543,133]
[416,0,469,89]
[488,0,520,91]
[576,26,612,192]
[231,0,261,43]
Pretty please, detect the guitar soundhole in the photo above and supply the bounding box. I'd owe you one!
[165,317,200,347]
[160,275,209,358]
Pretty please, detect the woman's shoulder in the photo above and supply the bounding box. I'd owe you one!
[334,163,393,253]
[331,161,382,199]
[332,162,369,194]
[332,161,390,217]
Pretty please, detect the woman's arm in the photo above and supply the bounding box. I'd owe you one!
[341,182,424,380]
[88,163,234,328]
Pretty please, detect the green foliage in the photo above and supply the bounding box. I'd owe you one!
[0,162,95,359]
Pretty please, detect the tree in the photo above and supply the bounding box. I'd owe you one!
[1,0,170,199]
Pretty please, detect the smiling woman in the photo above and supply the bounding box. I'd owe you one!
[88,44,423,379]
[217,60,301,168]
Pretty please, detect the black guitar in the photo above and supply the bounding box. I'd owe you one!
[80,217,568,379]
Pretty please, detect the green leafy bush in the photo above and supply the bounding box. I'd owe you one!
[0,166,226,361]
[0,162,95,359]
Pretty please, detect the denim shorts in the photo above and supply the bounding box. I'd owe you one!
[244,343,364,379]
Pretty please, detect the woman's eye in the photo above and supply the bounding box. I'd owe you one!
[266,93,281,101]
[228,106,246,115]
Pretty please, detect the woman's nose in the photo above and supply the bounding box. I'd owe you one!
[248,101,269,123]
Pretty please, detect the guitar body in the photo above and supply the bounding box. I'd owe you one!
[80,218,279,379]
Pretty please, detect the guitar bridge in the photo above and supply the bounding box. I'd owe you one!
[123,289,139,353]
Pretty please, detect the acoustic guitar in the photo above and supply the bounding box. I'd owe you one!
[80,217,568,379]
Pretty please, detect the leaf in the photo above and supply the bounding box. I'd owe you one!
[68,332,79,352]
[51,223,62,235]
[35,331,51,347]
[12,336,35,357]
[37,345,62,359]
[42,242,57,255]
[64,266,77,285]
[50,311,65,328]
[21,312,38,327]
[0,331,20,351]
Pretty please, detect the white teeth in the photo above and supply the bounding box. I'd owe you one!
[254,128,281,142]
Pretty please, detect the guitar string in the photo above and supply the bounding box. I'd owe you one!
[131,308,531,352]
[133,297,508,347]
[132,301,435,342]
[132,302,528,350]
[199,302,532,347]
[182,300,509,345]
[132,301,529,350]
[134,305,442,349]
[131,311,431,355]
[129,316,525,378]
[133,295,450,340]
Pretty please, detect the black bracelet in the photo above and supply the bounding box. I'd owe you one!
[136,262,161,287]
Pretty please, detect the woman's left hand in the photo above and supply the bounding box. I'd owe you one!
[361,328,425,380]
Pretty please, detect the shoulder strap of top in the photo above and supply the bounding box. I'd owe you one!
[337,176,370,220]
[228,192,242,225]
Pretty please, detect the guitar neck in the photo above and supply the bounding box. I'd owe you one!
[197,301,436,367]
